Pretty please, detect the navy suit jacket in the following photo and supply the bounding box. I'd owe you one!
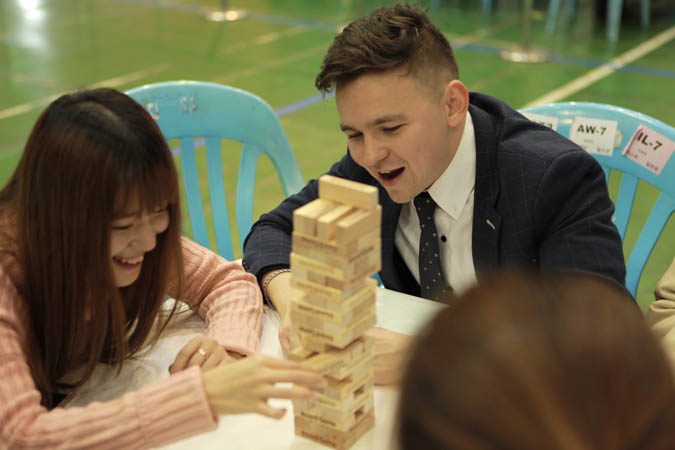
[243,93,626,296]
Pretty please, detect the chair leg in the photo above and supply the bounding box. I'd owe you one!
[481,0,492,14]
[565,0,575,22]
[607,0,623,42]
[546,0,561,33]
[641,0,650,28]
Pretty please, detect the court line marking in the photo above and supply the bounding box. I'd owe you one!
[106,0,341,31]
[213,44,328,85]
[0,65,170,122]
[276,92,334,117]
[104,0,675,78]
[218,26,307,57]
[276,25,675,117]
[2,10,672,156]
[522,24,675,107]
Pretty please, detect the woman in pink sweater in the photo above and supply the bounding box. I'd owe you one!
[0,88,324,448]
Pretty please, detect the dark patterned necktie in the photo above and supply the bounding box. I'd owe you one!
[414,192,449,301]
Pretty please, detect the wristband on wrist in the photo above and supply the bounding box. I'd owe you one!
[262,268,291,304]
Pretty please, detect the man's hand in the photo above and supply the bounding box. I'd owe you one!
[169,336,235,374]
[262,270,303,355]
[279,310,302,355]
[365,326,413,385]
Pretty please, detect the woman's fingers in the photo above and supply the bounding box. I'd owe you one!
[257,355,314,370]
[256,403,287,420]
[202,355,326,417]
[201,351,225,371]
[263,369,326,391]
[170,336,203,373]
[170,336,232,373]
[187,338,218,368]
[257,384,318,401]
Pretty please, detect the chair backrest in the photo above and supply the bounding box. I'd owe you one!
[127,81,304,260]
[521,102,674,297]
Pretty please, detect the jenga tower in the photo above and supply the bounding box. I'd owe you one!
[289,175,381,450]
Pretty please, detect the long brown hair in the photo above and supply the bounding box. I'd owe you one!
[399,272,675,449]
[315,3,459,93]
[0,88,184,407]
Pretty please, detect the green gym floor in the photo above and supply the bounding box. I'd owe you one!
[1,0,673,310]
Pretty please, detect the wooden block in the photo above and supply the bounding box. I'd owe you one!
[291,259,380,292]
[291,283,376,326]
[317,204,354,241]
[291,252,344,280]
[335,206,381,244]
[293,312,373,347]
[292,226,380,259]
[294,389,374,431]
[300,337,331,353]
[294,387,373,425]
[294,409,374,450]
[318,174,378,211]
[290,241,380,281]
[324,363,374,401]
[293,199,336,236]
[298,278,376,313]
[328,352,373,381]
[293,238,380,271]
[291,266,323,284]
[297,336,373,374]
[291,276,369,304]
[308,373,375,410]
[294,312,376,349]
[292,305,375,335]
[299,352,346,375]
[287,346,315,362]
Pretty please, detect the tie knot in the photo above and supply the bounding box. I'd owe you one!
[414,192,436,218]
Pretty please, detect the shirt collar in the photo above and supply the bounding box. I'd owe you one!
[427,112,476,220]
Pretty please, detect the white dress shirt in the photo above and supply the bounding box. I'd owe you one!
[394,112,477,295]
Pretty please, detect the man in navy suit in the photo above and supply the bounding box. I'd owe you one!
[243,4,625,384]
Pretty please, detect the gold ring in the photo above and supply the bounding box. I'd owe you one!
[197,348,206,357]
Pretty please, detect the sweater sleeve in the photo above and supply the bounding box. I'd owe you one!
[0,268,217,449]
[169,237,262,355]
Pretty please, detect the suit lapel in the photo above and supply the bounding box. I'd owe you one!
[469,102,502,279]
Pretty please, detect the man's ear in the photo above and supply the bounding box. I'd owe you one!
[443,80,469,127]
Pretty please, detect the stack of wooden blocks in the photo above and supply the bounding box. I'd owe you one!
[289,174,382,450]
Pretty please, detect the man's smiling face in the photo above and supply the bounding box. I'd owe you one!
[335,70,464,204]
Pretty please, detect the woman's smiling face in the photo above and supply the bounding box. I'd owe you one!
[109,195,169,287]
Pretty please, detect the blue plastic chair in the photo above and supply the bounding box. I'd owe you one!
[521,102,674,296]
[546,0,650,41]
[126,81,304,261]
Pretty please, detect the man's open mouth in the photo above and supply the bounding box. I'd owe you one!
[379,167,404,181]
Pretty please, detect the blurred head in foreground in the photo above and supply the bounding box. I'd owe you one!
[398,271,675,450]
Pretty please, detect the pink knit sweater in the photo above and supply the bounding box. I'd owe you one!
[0,236,263,449]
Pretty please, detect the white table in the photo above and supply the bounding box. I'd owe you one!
[66,289,446,449]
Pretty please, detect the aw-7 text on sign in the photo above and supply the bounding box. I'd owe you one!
[569,117,618,156]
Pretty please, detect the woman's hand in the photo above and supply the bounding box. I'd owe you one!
[202,355,326,418]
[169,336,234,374]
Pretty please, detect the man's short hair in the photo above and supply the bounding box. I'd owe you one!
[315,4,459,93]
